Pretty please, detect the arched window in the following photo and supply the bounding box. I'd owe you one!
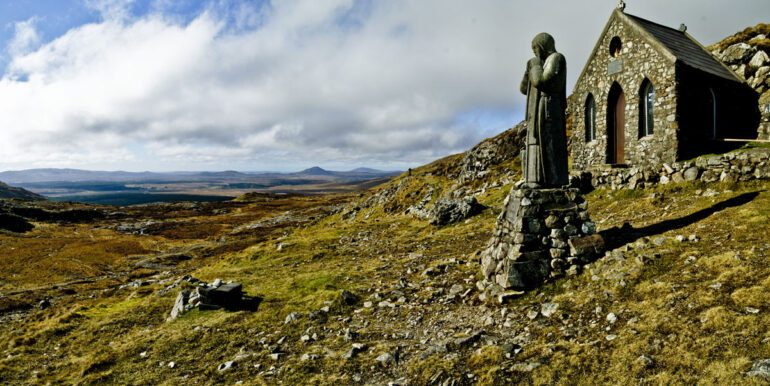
[585,94,596,142]
[609,37,622,57]
[639,79,654,137]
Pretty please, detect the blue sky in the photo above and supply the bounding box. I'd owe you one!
[0,0,766,172]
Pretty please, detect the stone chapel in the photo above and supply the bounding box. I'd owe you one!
[570,5,760,170]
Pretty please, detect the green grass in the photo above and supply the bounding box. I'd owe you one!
[4,142,770,384]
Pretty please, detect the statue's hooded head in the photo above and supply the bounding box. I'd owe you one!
[531,32,556,60]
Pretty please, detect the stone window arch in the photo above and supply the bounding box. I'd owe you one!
[639,78,655,137]
[585,93,596,142]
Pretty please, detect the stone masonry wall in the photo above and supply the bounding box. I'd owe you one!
[480,188,604,293]
[571,12,678,169]
[573,148,770,190]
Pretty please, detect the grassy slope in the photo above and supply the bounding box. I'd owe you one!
[5,25,770,385]
[2,130,770,384]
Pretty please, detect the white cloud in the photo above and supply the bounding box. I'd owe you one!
[8,18,41,57]
[0,0,766,172]
[85,0,137,21]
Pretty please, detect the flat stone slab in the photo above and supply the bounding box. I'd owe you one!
[199,283,243,308]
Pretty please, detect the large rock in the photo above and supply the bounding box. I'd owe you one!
[199,283,243,309]
[749,51,770,69]
[169,290,190,320]
[683,166,700,181]
[568,234,605,259]
[497,259,549,289]
[722,43,756,64]
[429,196,485,226]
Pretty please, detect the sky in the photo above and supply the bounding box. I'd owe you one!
[0,0,766,172]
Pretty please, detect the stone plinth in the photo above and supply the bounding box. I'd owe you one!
[481,187,604,290]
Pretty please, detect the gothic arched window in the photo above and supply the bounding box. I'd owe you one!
[585,94,596,142]
[639,79,655,137]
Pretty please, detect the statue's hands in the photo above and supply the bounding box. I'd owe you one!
[528,57,543,69]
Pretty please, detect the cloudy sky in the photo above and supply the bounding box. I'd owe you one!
[0,0,766,172]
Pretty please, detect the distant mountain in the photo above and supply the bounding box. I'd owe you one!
[0,181,46,201]
[350,167,390,173]
[294,167,336,176]
[0,169,164,183]
[194,170,252,179]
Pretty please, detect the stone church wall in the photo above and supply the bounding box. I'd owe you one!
[571,148,770,190]
[571,16,678,170]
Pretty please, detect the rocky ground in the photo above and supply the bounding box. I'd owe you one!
[3,130,770,384]
[1,22,770,386]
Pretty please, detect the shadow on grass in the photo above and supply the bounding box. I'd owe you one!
[599,190,762,251]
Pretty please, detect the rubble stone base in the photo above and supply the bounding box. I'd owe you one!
[481,186,604,290]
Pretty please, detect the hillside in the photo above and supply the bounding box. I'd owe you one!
[0,181,46,201]
[3,108,770,384]
[4,27,770,385]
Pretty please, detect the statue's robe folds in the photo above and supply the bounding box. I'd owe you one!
[520,52,569,187]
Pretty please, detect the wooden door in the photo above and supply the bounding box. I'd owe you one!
[607,84,625,164]
[614,91,625,163]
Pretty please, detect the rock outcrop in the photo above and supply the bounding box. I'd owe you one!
[456,121,525,184]
[710,28,770,139]
[428,196,485,226]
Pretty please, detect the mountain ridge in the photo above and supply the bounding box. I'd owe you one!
[0,167,402,184]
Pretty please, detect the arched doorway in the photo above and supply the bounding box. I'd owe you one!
[607,83,625,164]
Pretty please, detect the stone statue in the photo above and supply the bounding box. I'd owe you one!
[519,32,569,188]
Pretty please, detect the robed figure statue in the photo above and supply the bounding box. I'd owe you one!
[520,32,569,188]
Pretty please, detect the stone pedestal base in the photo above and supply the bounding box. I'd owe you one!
[481,187,604,290]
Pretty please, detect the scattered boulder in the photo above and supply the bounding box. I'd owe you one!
[339,290,360,306]
[341,343,367,359]
[217,361,236,372]
[169,290,190,320]
[428,196,485,226]
[38,298,51,310]
[451,331,484,350]
[511,361,541,372]
[540,302,559,318]
[285,312,302,324]
[199,282,243,309]
[722,43,756,64]
[636,355,655,369]
[376,352,396,366]
[746,359,770,381]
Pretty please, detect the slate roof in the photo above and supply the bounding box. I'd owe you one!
[625,13,739,82]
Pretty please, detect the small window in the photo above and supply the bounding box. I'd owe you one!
[639,79,655,137]
[585,94,596,142]
[609,37,622,57]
